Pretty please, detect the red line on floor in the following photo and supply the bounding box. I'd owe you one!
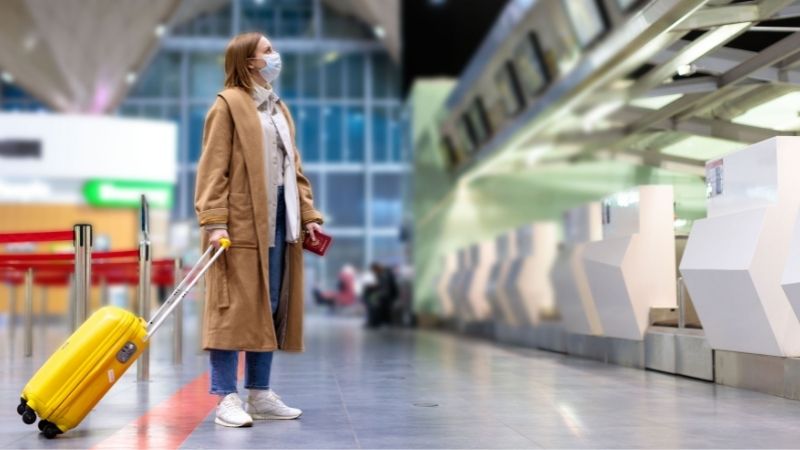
[92,357,246,450]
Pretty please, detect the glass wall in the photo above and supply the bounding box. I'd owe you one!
[114,0,409,287]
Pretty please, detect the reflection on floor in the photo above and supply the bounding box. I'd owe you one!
[3,307,800,449]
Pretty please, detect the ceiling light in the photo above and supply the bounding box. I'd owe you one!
[1,71,13,83]
[323,52,340,63]
[676,64,696,77]
[125,72,137,84]
[373,26,385,39]
[154,24,167,37]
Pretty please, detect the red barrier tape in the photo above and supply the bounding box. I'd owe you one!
[0,230,74,244]
[0,249,139,262]
[0,259,176,271]
[1,271,178,287]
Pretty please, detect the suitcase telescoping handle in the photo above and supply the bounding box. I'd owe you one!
[145,238,231,340]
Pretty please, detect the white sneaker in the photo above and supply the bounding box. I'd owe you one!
[215,393,253,427]
[246,389,303,420]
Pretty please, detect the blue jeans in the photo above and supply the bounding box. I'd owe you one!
[209,186,287,395]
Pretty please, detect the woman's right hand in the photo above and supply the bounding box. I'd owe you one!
[209,228,230,249]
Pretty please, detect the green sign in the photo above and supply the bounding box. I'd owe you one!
[83,179,174,209]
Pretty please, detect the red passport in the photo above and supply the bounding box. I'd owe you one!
[303,231,332,256]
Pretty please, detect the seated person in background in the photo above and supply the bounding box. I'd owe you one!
[313,265,356,312]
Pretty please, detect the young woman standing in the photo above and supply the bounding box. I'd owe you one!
[194,32,324,428]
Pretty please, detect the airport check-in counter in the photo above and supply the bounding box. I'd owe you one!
[502,223,558,327]
[435,252,458,319]
[486,231,517,326]
[681,137,800,357]
[583,186,677,341]
[551,203,603,336]
[464,241,496,324]
[447,248,472,324]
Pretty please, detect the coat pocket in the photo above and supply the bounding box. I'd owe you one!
[210,252,230,309]
[228,192,258,248]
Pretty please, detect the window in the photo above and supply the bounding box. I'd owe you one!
[373,54,400,99]
[345,54,365,99]
[171,4,232,37]
[189,104,210,163]
[456,120,475,154]
[346,106,365,162]
[276,53,299,99]
[325,56,344,99]
[372,236,405,266]
[442,135,461,168]
[324,174,365,227]
[189,53,224,100]
[130,52,180,98]
[459,114,479,151]
[372,174,404,227]
[512,33,550,97]
[323,105,343,162]
[373,106,389,162]
[298,105,321,162]
[563,0,609,49]
[301,54,322,98]
[466,98,491,144]
[495,62,525,117]
[276,1,313,37]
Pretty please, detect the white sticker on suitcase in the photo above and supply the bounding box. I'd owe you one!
[107,369,116,384]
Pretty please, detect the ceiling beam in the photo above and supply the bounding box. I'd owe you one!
[673,0,796,31]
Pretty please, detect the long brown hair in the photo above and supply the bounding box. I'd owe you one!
[224,32,262,93]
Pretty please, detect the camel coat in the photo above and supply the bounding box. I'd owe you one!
[194,87,323,352]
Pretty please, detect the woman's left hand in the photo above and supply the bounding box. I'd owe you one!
[305,222,323,242]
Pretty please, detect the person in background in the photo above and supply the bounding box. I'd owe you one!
[195,32,324,428]
[313,264,357,312]
[363,262,399,328]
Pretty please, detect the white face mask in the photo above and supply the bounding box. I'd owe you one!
[258,52,282,83]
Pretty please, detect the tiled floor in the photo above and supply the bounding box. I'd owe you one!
[3,307,800,449]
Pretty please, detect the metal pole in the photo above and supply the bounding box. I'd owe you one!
[173,258,183,365]
[7,283,16,343]
[677,276,686,329]
[24,268,33,357]
[72,224,92,330]
[137,239,152,382]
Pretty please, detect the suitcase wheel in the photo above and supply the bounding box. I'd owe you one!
[16,398,26,416]
[41,422,61,439]
[37,420,48,431]
[21,407,36,425]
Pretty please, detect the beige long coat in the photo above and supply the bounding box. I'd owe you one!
[194,87,323,352]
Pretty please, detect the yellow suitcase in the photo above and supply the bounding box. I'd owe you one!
[17,239,230,439]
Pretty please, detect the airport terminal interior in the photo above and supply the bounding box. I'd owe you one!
[7,0,800,448]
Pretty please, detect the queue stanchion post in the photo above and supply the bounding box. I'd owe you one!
[24,268,33,357]
[72,224,92,330]
[8,283,17,344]
[137,195,151,382]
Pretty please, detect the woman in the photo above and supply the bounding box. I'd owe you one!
[194,32,324,428]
